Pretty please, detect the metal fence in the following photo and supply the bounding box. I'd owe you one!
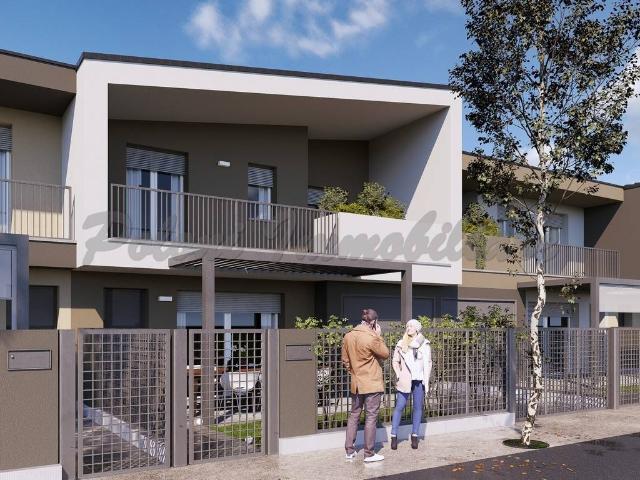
[0,178,73,240]
[523,243,620,278]
[619,329,640,406]
[516,329,609,419]
[77,330,171,478]
[188,329,265,463]
[110,184,338,255]
[315,328,508,431]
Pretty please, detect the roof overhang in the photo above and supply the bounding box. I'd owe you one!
[169,247,409,277]
[0,49,75,115]
[462,153,624,208]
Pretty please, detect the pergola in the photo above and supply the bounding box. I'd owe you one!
[169,247,413,327]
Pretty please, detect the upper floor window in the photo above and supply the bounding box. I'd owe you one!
[125,146,186,241]
[498,219,515,237]
[307,186,324,209]
[248,165,275,220]
[544,213,566,244]
[544,226,562,244]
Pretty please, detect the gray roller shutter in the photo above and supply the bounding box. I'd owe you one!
[126,146,186,175]
[0,126,11,151]
[545,213,566,229]
[307,187,324,207]
[177,291,281,314]
[248,166,274,187]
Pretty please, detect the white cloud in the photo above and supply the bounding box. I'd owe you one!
[185,0,392,60]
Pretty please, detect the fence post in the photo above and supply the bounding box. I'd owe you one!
[172,330,188,467]
[465,330,470,415]
[59,329,76,480]
[264,329,280,455]
[607,327,620,410]
[506,328,517,415]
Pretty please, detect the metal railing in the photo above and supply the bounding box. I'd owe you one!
[619,329,640,406]
[523,243,620,278]
[110,184,338,255]
[315,328,508,431]
[77,330,171,478]
[516,328,609,419]
[188,329,265,463]
[0,178,73,240]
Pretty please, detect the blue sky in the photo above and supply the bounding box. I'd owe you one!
[1,0,638,185]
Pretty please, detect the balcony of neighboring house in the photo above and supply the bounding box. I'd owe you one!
[462,153,624,279]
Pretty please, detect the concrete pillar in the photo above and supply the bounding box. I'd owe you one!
[400,267,412,323]
[202,257,215,329]
[608,327,620,410]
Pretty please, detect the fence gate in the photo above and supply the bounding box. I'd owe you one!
[77,330,171,477]
[188,329,266,463]
[516,328,608,419]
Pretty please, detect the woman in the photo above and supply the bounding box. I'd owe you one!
[390,319,432,450]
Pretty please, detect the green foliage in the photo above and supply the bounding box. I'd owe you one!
[463,202,499,270]
[294,315,351,358]
[462,203,499,236]
[450,0,640,260]
[317,182,406,219]
[318,186,348,212]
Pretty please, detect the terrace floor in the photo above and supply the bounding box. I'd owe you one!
[111,406,640,480]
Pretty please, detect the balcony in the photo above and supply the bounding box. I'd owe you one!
[463,235,620,278]
[109,184,339,255]
[522,243,620,278]
[0,178,73,241]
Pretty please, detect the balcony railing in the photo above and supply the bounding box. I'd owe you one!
[0,178,73,241]
[523,243,620,278]
[110,184,339,255]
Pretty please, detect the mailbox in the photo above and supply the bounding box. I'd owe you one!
[285,344,314,361]
[7,349,52,371]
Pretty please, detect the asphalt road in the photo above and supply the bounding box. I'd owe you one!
[377,433,640,480]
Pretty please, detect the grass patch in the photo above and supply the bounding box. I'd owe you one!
[621,385,640,394]
[502,439,549,449]
[212,420,262,447]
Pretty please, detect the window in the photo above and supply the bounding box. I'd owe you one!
[498,219,515,237]
[105,288,147,328]
[0,126,11,233]
[307,186,324,209]
[125,146,185,241]
[544,226,562,244]
[29,286,58,329]
[248,165,275,220]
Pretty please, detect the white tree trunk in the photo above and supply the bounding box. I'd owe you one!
[520,208,546,445]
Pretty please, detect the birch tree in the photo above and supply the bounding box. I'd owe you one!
[450,0,640,445]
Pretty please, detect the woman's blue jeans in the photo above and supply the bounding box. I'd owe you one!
[391,380,424,436]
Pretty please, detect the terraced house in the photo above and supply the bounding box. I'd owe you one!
[0,48,461,333]
[3,48,640,480]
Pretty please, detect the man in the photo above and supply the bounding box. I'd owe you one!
[342,308,390,462]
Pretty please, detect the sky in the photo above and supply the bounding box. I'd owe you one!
[1,0,638,185]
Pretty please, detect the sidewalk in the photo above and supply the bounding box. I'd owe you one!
[113,406,640,480]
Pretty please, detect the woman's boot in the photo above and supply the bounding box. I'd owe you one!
[411,434,418,450]
[391,435,398,450]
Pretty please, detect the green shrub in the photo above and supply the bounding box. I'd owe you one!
[463,202,499,269]
[317,182,405,219]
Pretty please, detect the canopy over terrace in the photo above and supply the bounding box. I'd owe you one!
[169,247,413,328]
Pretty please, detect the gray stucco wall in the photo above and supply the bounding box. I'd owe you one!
[307,140,369,200]
[109,120,309,207]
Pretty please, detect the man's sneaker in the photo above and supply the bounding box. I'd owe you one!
[390,435,398,450]
[364,453,385,463]
[345,452,356,460]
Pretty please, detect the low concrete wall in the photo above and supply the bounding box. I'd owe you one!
[279,412,515,455]
[0,464,61,480]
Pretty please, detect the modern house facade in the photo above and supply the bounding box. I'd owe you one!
[461,152,640,328]
[0,48,462,332]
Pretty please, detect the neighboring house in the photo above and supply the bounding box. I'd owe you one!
[0,48,463,330]
[461,152,640,328]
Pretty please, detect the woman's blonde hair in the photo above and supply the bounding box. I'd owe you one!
[400,319,422,353]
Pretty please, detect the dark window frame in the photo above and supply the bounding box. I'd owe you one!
[104,288,148,329]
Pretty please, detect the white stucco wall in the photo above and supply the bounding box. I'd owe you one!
[66,59,461,273]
